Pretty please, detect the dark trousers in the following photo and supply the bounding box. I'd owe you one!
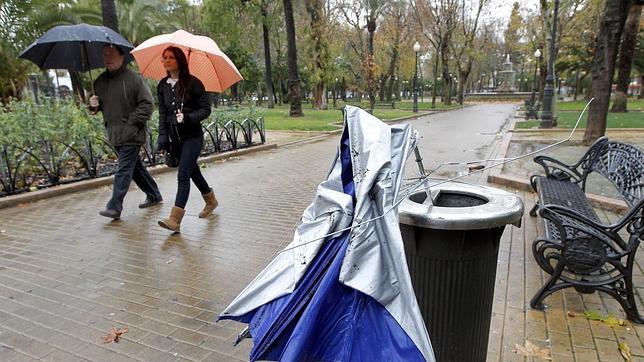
[106,145,162,212]
[174,135,210,208]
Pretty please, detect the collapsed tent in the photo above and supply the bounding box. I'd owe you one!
[219,105,435,361]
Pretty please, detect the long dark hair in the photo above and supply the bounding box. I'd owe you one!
[163,46,191,99]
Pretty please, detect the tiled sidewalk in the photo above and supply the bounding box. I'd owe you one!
[1,105,642,361]
[0,138,337,361]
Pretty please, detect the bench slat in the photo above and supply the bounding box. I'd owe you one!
[535,176,601,242]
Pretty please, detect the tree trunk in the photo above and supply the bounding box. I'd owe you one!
[313,83,327,109]
[458,65,471,105]
[101,0,119,32]
[431,49,439,109]
[367,17,377,113]
[440,40,452,105]
[611,4,642,112]
[583,0,630,145]
[261,1,275,109]
[640,74,644,99]
[282,0,303,116]
[386,46,398,102]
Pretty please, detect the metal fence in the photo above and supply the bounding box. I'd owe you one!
[0,116,265,197]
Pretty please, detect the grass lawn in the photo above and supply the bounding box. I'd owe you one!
[557,98,644,111]
[515,110,644,129]
[258,105,418,131]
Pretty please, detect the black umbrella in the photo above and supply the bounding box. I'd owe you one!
[18,23,134,72]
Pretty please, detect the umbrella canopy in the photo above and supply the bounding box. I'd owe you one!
[19,23,134,71]
[131,29,242,92]
[219,106,435,362]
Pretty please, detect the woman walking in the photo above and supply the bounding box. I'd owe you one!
[157,46,217,232]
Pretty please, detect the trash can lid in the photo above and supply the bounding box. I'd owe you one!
[399,181,524,230]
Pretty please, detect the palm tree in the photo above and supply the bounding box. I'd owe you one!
[118,0,170,46]
[0,0,100,101]
[282,0,303,117]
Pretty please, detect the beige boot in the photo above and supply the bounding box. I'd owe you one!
[158,206,185,232]
[199,190,218,218]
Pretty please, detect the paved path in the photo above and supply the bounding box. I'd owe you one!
[0,104,561,362]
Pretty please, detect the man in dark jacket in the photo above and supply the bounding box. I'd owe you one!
[90,45,163,219]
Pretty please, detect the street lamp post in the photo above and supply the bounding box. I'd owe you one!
[541,0,560,128]
[531,49,541,105]
[413,41,420,113]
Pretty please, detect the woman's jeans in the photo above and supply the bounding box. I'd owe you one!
[174,135,210,208]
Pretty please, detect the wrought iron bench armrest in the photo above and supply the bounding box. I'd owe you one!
[533,155,583,182]
[539,204,632,252]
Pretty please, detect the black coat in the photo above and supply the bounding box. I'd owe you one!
[157,75,211,150]
[94,66,153,147]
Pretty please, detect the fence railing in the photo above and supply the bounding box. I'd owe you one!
[0,116,265,197]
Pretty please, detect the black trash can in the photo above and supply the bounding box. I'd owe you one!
[399,181,523,362]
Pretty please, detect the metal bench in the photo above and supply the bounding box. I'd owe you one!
[528,137,644,322]
[374,100,396,109]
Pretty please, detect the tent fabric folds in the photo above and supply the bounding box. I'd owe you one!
[219,106,435,361]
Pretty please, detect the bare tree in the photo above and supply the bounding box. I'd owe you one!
[338,2,366,101]
[450,0,487,104]
[583,0,630,145]
[379,2,411,102]
[337,0,388,112]
[412,0,459,106]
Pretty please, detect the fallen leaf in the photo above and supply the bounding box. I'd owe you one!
[513,340,552,360]
[619,342,632,361]
[567,311,576,317]
[101,326,128,343]
[584,310,627,327]
[29,186,38,192]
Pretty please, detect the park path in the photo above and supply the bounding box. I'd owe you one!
[3,104,637,361]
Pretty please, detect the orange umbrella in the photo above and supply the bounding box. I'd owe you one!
[131,29,242,92]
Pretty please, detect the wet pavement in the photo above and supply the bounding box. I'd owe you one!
[1,104,642,361]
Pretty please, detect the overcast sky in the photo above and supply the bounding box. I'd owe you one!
[488,0,541,24]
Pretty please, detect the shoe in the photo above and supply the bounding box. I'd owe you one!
[99,209,121,219]
[198,190,218,218]
[158,206,185,232]
[139,196,163,209]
